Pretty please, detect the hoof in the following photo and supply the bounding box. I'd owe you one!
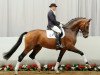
[37,68,41,72]
[15,73,18,75]
[86,64,92,69]
[54,68,60,74]
[15,71,18,75]
[55,70,60,74]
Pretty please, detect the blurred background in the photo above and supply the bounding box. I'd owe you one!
[0,0,100,36]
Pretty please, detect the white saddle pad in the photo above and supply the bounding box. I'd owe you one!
[46,28,65,38]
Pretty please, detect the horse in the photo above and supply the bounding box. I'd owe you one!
[3,17,91,74]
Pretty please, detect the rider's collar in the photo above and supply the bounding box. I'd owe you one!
[51,9,56,15]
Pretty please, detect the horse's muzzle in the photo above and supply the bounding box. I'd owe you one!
[83,35,88,38]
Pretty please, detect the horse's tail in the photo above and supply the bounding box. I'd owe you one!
[3,32,28,60]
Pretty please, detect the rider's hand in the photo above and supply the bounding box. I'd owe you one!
[59,24,63,27]
[60,22,65,25]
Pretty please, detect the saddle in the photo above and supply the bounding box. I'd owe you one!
[46,27,65,38]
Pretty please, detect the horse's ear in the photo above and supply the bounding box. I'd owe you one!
[88,19,92,22]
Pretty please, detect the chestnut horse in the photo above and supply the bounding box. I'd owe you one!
[3,17,91,74]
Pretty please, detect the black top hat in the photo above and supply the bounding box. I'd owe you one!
[49,3,57,7]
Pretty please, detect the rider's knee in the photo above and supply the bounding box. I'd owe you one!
[56,28,61,34]
[57,31,61,34]
[52,26,61,34]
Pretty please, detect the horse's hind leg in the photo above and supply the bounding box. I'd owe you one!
[29,45,42,71]
[15,47,32,75]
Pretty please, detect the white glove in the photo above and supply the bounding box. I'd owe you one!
[60,22,65,25]
[60,24,63,27]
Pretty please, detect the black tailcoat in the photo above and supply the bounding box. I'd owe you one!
[47,10,60,29]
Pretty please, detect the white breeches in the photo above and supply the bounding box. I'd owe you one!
[52,26,61,34]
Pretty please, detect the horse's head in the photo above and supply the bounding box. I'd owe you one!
[63,17,92,38]
[79,19,92,38]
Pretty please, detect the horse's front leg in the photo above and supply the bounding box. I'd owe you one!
[68,46,91,67]
[54,50,66,73]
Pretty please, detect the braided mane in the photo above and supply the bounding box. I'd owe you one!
[63,17,86,28]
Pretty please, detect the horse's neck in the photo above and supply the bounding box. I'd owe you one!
[66,23,80,36]
[64,27,79,38]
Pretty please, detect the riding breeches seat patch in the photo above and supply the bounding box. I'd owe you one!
[46,27,65,38]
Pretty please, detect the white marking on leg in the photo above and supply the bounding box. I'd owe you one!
[83,55,88,63]
[33,59,41,69]
[83,55,91,68]
[15,61,20,75]
[54,62,60,73]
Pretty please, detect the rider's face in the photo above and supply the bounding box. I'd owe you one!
[51,7,57,11]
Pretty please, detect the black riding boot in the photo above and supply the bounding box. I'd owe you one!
[55,33,63,49]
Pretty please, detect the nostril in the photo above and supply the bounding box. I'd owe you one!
[85,35,88,38]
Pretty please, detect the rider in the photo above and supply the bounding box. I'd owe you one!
[47,3,63,49]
